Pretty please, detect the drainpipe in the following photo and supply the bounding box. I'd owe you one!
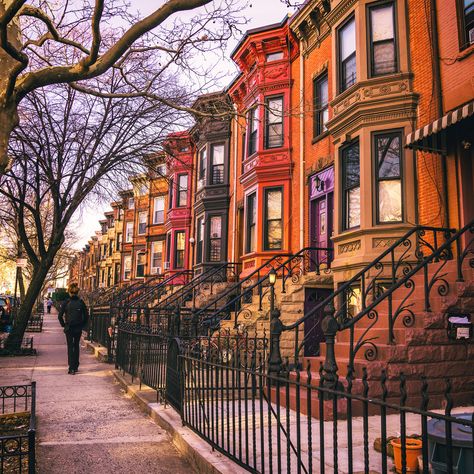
[299,40,305,250]
[231,106,239,262]
[430,0,450,228]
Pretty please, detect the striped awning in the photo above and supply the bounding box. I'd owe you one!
[405,100,474,152]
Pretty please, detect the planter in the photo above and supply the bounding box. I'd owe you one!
[391,437,423,473]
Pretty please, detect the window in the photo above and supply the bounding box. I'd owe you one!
[246,193,257,253]
[125,222,133,243]
[177,174,188,207]
[151,241,163,270]
[138,211,147,235]
[196,217,204,264]
[338,16,356,92]
[266,51,283,62]
[209,216,222,262]
[123,255,131,280]
[168,177,174,209]
[211,144,225,184]
[108,240,113,256]
[313,73,329,137]
[342,141,360,230]
[116,233,122,252]
[198,147,207,189]
[248,107,258,156]
[128,197,134,210]
[265,96,284,148]
[264,188,283,250]
[166,233,171,264]
[374,131,402,223]
[153,196,165,224]
[175,231,185,268]
[369,2,397,76]
[458,0,474,48]
[136,252,145,278]
[137,182,149,196]
[241,132,247,174]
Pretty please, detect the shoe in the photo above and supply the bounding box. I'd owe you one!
[68,369,73,374]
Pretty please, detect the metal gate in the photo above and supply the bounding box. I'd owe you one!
[165,338,183,411]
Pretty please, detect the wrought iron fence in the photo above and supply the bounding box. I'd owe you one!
[26,315,43,333]
[89,306,112,352]
[0,383,36,474]
[180,349,474,474]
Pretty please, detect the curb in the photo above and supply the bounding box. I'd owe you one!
[113,370,247,474]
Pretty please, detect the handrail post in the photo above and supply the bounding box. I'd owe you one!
[321,303,339,393]
[268,307,283,380]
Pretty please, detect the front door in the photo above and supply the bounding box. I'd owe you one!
[303,288,332,357]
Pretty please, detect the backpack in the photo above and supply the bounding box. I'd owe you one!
[64,299,85,327]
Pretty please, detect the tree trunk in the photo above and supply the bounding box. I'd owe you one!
[18,267,25,300]
[5,263,50,351]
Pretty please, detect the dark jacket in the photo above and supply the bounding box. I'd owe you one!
[58,296,89,331]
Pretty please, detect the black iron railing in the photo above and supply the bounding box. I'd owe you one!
[180,347,474,474]
[274,222,474,383]
[26,314,43,333]
[195,247,332,331]
[0,383,36,474]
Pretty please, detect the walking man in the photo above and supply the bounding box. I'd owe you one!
[58,283,89,374]
[46,297,53,314]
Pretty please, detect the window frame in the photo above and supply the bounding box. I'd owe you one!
[367,0,398,78]
[168,177,174,209]
[457,0,474,50]
[123,255,132,280]
[125,221,133,243]
[208,215,223,262]
[265,95,284,149]
[151,241,163,270]
[313,72,329,138]
[196,217,204,264]
[135,251,146,278]
[337,14,357,93]
[263,186,284,251]
[138,211,147,235]
[245,192,257,254]
[153,195,165,225]
[247,106,258,156]
[373,130,404,224]
[341,140,361,231]
[210,143,225,185]
[266,51,284,62]
[174,231,186,269]
[128,197,134,210]
[177,173,188,207]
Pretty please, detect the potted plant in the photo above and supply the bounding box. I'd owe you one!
[391,437,423,473]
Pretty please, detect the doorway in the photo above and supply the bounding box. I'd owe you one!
[303,287,332,357]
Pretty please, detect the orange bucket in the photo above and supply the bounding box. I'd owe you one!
[391,438,423,473]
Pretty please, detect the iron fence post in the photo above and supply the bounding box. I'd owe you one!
[268,307,283,379]
[321,303,339,392]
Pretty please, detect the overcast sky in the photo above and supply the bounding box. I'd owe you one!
[73,0,294,249]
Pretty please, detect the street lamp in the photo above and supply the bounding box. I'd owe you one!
[268,268,276,313]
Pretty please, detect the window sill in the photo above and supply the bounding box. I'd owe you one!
[312,131,330,145]
[456,43,474,60]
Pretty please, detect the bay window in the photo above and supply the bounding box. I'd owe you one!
[342,141,360,230]
[177,174,188,207]
[374,131,403,223]
[168,177,174,209]
[153,196,165,224]
[265,96,284,148]
[123,255,131,280]
[151,241,163,271]
[209,216,222,262]
[338,16,356,92]
[138,211,147,235]
[313,73,329,137]
[246,193,256,253]
[125,222,133,243]
[369,2,397,76]
[175,231,185,268]
[264,188,283,250]
[211,144,225,184]
[136,251,145,278]
[248,106,258,156]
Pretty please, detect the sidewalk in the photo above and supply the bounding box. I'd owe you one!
[0,309,194,474]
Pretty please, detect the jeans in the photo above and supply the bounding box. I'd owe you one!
[65,328,82,371]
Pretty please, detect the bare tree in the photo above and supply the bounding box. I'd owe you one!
[0,71,186,351]
[0,0,243,174]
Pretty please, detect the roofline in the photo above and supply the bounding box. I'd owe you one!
[230,15,289,60]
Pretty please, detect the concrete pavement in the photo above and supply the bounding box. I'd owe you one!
[0,309,194,474]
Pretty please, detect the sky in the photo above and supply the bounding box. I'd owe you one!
[73,0,295,249]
